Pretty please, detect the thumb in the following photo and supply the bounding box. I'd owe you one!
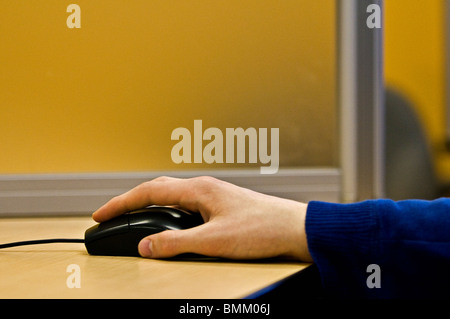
[138,228,201,259]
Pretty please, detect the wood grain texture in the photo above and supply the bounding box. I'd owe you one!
[0,217,309,298]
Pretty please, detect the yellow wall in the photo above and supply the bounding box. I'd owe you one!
[0,1,336,174]
[384,0,447,176]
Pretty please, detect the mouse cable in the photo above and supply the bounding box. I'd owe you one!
[0,238,84,249]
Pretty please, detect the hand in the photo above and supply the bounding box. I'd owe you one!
[92,176,312,261]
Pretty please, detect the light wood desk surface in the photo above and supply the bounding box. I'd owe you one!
[0,217,310,299]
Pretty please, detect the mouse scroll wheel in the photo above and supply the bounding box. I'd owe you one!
[126,213,132,228]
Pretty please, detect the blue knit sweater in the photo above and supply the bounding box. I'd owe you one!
[306,198,450,299]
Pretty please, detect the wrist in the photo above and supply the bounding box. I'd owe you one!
[286,202,312,262]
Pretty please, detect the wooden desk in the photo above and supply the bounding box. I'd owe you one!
[0,217,310,299]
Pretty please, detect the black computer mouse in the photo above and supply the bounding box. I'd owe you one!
[84,206,204,257]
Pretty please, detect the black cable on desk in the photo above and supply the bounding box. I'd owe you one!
[0,238,84,249]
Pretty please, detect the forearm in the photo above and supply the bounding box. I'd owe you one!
[305,198,450,298]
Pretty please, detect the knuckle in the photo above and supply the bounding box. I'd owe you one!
[152,176,171,183]
[135,176,172,191]
[191,176,220,190]
[133,181,151,192]
[196,175,218,184]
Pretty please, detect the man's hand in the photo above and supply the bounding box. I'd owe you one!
[92,176,312,261]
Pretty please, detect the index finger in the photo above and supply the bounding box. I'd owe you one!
[92,176,203,222]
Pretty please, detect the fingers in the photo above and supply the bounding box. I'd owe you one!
[138,231,190,259]
[91,175,312,261]
[92,176,212,222]
[138,225,215,259]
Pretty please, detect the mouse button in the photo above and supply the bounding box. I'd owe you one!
[152,206,204,226]
[84,214,130,243]
[133,206,184,218]
[128,212,173,230]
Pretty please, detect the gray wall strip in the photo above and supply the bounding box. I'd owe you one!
[0,169,341,216]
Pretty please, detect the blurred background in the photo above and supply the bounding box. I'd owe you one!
[384,0,450,199]
[0,1,337,173]
[2,0,450,215]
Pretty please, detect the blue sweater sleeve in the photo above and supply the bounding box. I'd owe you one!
[305,198,450,299]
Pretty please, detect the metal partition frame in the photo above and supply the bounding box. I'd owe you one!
[339,0,385,202]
